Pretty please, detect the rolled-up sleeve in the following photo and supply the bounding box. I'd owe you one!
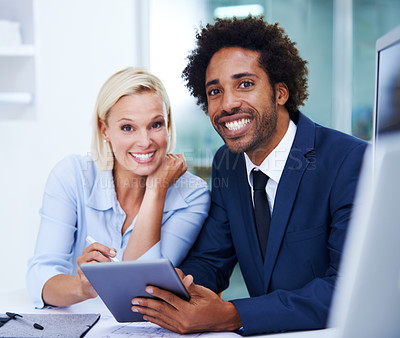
[26,157,78,308]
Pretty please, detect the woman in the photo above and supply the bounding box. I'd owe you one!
[26,68,210,308]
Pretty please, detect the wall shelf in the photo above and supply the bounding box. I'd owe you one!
[0,0,36,118]
[0,44,35,57]
[0,92,33,104]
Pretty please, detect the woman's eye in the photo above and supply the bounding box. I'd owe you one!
[121,125,133,132]
[152,121,164,129]
[239,81,254,89]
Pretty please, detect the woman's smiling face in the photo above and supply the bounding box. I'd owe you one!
[100,92,169,178]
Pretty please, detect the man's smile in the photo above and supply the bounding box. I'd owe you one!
[224,118,251,131]
[215,111,254,138]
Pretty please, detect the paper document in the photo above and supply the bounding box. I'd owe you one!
[87,315,240,337]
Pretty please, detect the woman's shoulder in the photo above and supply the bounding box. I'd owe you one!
[166,171,210,208]
[50,154,96,173]
[47,154,100,186]
[175,171,209,191]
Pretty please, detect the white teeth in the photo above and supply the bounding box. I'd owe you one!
[131,152,155,160]
[225,118,251,131]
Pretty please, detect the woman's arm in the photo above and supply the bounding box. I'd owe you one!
[125,173,211,266]
[26,157,80,307]
[26,156,114,308]
[123,154,187,261]
[42,241,117,307]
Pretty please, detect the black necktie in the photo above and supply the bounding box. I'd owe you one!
[252,170,271,259]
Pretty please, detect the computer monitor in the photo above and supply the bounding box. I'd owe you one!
[373,24,400,145]
[327,25,400,338]
[328,133,400,338]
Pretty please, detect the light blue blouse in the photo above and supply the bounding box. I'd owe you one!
[26,155,210,308]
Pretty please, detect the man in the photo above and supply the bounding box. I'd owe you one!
[131,16,367,335]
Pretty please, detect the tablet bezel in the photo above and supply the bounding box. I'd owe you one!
[81,258,190,322]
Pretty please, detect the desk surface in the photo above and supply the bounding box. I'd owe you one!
[0,289,337,337]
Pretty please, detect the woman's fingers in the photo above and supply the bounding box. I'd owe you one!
[146,153,187,191]
[78,242,117,265]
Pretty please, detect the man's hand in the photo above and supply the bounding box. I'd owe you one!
[131,270,242,334]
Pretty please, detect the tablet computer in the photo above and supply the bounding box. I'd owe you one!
[81,259,190,322]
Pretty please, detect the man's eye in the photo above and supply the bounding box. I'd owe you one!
[208,88,221,96]
[121,125,133,132]
[239,81,254,89]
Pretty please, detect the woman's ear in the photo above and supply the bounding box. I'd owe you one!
[99,119,109,141]
[274,82,289,106]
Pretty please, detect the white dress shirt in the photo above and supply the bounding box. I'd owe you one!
[244,120,297,214]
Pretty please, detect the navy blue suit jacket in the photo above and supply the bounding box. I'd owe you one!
[180,112,367,335]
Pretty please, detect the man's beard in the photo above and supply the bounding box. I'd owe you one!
[214,105,278,155]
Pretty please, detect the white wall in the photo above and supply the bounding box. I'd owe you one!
[0,0,139,293]
[149,0,206,117]
[148,0,221,166]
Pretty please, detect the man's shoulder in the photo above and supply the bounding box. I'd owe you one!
[297,112,368,153]
[213,144,243,162]
[212,145,244,174]
[314,123,368,154]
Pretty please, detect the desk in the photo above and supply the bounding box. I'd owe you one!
[0,289,337,337]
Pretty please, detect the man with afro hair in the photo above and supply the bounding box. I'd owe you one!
[131,15,367,335]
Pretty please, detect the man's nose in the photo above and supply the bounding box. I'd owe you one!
[221,89,241,113]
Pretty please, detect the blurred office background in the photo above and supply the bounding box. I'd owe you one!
[0,0,399,299]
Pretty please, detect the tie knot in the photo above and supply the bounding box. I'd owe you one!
[252,170,269,190]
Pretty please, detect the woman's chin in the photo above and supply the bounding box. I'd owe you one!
[128,161,161,177]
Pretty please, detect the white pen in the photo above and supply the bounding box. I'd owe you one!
[86,235,119,262]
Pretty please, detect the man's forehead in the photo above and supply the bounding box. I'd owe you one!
[205,48,265,84]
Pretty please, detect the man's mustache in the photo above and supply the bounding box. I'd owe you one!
[214,108,255,125]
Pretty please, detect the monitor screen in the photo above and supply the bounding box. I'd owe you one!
[374,25,400,144]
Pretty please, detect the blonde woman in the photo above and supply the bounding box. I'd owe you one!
[26,68,210,308]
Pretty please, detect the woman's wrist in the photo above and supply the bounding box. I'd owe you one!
[145,180,169,197]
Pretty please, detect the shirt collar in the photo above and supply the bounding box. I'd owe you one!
[244,119,297,187]
[87,169,117,211]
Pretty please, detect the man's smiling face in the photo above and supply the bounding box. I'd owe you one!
[205,47,279,159]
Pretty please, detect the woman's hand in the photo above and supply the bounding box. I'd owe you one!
[146,153,187,194]
[76,242,118,299]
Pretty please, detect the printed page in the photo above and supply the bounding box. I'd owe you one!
[86,315,240,337]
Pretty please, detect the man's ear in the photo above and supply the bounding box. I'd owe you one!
[99,119,109,141]
[274,82,289,106]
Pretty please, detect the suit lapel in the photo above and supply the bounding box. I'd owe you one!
[263,113,316,291]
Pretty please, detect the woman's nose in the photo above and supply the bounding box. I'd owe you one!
[136,129,152,148]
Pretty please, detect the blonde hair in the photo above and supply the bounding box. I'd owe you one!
[91,67,176,171]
